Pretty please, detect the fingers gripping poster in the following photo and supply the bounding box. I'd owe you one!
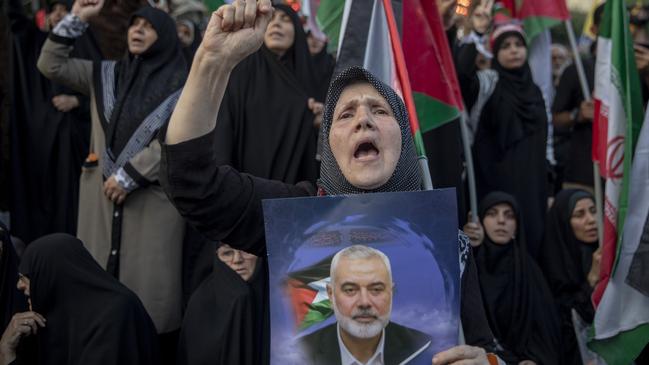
[263,189,461,365]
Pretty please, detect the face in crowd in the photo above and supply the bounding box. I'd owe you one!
[48,3,68,29]
[216,244,258,282]
[127,17,159,55]
[306,32,326,55]
[570,198,598,243]
[327,247,393,340]
[330,82,402,190]
[496,35,527,70]
[264,9,295,57]
[482,203,517,245]
[176,21,193,47]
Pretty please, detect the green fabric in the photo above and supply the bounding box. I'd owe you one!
[414,92,459,134]
[316,0,345,54]
[298,299,333,332]
[523,16,562,41]
[203,0,225,13]
[589,323,649,365]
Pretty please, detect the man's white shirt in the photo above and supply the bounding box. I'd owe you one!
[337,323,385,365]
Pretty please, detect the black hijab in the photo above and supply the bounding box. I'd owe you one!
[17,233,159,365]
[94,6,187,158]
[539,189,597,319]
[483,31,547,151]
[317,66,422,195]
[213,4,318,184]
[474,192,560,364]
[178,255,269,365]
[471,30,548,259]
[309,37,335,102]
[0,220,27,330]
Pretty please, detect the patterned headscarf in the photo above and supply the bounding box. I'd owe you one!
[317,67,422,195]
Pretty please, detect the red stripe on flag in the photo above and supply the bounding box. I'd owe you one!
[382,0,421,137]
[592,198,619,306]
[402,1,464,112]
[285,278,318,327]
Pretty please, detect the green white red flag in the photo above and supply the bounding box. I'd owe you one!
[589,0,649,363]
[284,255,334,331]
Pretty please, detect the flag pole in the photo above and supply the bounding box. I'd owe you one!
[459,111,479,222]
[564,18,604,245]
[382,0,434,190]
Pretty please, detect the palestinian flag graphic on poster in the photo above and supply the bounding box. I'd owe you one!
[285,255,334,332]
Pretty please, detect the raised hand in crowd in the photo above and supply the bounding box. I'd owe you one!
[308,97,324,128]
[0,311,46,365]
[71,0,105,22]
[587,247,602,288]
[463,212,485,247]
[51,94,80,112]
[471,0,494,34]
[166,0,273,144]
[577,100,594,122]
[436,0,457,31]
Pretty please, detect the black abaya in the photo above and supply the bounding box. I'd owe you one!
[213,4,318,184]
[474,192,561,365]
[7,0,101,244]
[457,36,548,259]
[0,220,27,331]
[538,189,597,365]
[178,258,269,365]
[17,233,159,365]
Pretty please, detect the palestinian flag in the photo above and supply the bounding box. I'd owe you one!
[284,255,334,332]
[588,0,649,363]
[322,0,464,157]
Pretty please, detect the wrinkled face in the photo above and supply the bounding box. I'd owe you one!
[570,198,598,243]
[306,32,326,55]
[127,17,159,55]
[327,256,392,339]
[176,22,193,47]
[330,82,401,190]
[48,3,68,29]
[217,244,258,281]
[496,35,527,70]
[482,203,517,245]
[264,10,295,57]
[17,274,31,309]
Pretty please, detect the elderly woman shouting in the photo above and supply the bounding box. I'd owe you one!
[161,1,497,364]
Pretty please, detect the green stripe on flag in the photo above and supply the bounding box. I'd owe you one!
[204,0,225,13]
[523,16,562,41]
[589,323,649,365]
[316,0,345,54]
[414,92,460,133]
[298,299,333,331]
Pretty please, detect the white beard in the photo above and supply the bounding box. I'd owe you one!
[332,296,391,339]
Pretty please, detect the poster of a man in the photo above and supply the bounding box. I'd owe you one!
[263,189,462,365]
[298,245,432,365]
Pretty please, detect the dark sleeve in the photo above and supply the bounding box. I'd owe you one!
[456,43,481,110]
[460,249,495,347]
[159,129,315,256]
[6,0,32,33]
[552,64,580,114]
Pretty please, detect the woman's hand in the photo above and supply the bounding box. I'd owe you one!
[71,0,105,22]
[433,345,490,365]
[0,312,46,365]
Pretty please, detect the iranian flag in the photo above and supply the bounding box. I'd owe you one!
[320,0,464,159]
[588,0,649,363]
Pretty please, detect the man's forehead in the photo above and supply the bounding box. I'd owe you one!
[334,256,390,281]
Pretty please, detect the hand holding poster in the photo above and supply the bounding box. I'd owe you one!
[263,189,461,365]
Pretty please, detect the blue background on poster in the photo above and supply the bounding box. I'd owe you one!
[263,189,460,365]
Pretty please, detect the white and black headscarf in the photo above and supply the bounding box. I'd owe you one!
[317,66,422,195]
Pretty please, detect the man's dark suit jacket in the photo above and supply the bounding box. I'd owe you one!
[297,321,432,365]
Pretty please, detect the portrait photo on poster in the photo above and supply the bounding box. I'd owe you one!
[262,189,461,365]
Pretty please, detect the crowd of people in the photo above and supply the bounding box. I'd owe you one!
[1,0,649,364]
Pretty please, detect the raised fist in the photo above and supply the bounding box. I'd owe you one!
[71,0,105,22]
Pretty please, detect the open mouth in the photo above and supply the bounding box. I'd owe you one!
[354,141,379,160]
[353,314,378,322]
[268,31,284,38]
